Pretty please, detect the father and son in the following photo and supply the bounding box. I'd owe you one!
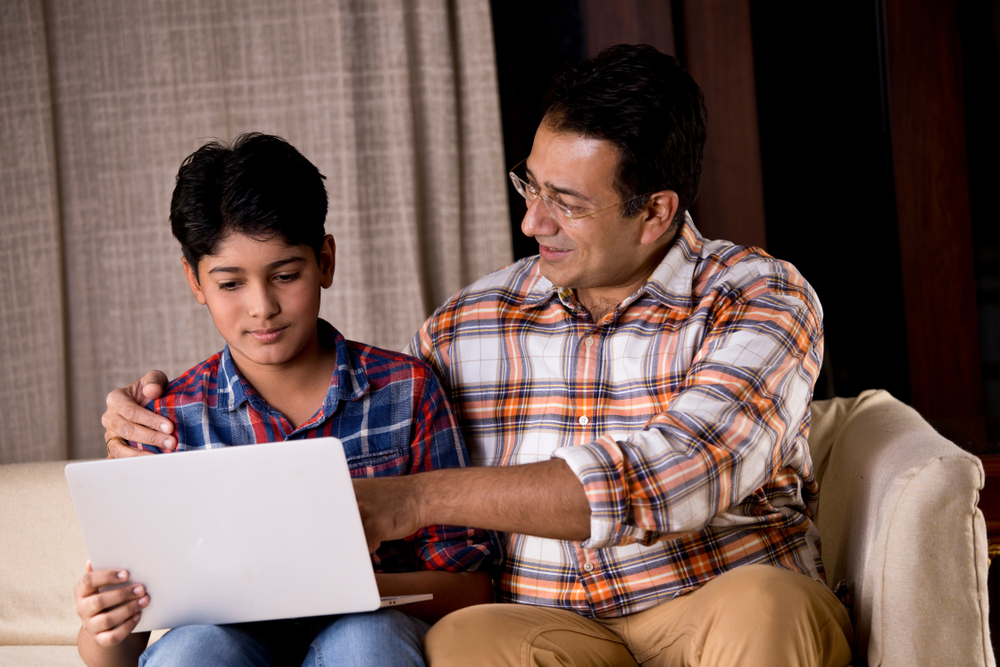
[80,45,853,666]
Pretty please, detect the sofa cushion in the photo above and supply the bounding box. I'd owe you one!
[0,646,87,666]
[0,461,89,646]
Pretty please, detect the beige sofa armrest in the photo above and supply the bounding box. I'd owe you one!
[809,390,993,667]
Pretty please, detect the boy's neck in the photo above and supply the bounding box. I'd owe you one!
[231,329,338,431]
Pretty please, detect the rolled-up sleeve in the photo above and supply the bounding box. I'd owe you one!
[554,276,822,550]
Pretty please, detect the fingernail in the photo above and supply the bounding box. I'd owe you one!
[117,570,128,580]
[133,613,141,621]
[133,586,143,595]
[138,596,149,607]
[160,423,171,433]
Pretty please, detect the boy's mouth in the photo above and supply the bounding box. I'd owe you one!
[247,326,288,343]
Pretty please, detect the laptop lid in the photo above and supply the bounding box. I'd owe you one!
[65,437,383,632]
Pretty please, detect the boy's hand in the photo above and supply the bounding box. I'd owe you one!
[102,370,176,453]
[74,561,149,647]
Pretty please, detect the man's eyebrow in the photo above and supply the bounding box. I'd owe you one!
[525,166,594,203]
[207,257,306,275]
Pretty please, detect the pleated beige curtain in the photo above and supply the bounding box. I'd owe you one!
[0,0,511,463]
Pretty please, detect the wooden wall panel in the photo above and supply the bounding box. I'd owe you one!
[675,0,766,248]
[582,0,675,56]
[882,0,984,429]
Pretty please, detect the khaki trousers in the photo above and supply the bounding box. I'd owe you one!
[424,565,853,667]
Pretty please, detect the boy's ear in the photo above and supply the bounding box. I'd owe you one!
[638,190,680,246]
[182,257,208,305]
[319,234,335,289]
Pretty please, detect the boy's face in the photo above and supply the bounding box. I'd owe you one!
[183,232,335,372]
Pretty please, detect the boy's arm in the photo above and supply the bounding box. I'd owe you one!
[375,571,492,623]
[75,563,150,667]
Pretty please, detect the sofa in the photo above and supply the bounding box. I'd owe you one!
[0,389,993,666]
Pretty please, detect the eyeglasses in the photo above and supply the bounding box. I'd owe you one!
[508,158,653,222]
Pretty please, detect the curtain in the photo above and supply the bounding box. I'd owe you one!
[0,0,511,463]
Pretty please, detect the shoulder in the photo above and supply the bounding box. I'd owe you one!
[148,352,224,410]
[694,238,821,316]
[346,340,439,390]
[436,257,541,314]
[419,257,543,338]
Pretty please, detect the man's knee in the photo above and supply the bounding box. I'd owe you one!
[694,565,853,667]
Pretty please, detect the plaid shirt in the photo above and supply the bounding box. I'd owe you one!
[407,216,824,618]
[139,319,494,574]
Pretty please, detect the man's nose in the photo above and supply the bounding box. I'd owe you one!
[521,198,560,238]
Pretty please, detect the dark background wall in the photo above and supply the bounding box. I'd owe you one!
[490,0,1000,454]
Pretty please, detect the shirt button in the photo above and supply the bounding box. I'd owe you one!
[584,336,595,347]
[583,562,594,573]
[578,415,589,426]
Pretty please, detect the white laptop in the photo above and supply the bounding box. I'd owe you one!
[65,437,430,632]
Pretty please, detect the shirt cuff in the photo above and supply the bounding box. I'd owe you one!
[552,435,648,549]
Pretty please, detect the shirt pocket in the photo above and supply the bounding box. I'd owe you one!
[345,444,410,478]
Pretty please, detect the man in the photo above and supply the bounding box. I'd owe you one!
[105,45,852,666]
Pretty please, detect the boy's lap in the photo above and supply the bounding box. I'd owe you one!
[139,610,430,667]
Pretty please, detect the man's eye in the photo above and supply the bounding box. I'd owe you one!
[526,181,540,195]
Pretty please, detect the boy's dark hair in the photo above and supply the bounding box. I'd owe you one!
[170,133,328,274]
[542,44,707,222]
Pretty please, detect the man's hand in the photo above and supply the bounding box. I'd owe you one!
[354,476,427,554]
[102,371,176,453]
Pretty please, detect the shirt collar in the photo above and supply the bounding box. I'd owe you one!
[518,212,704,316]
[216,319,370,418]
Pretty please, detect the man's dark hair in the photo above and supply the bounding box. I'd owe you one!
[542,44,707,221]
[170,132,328,274]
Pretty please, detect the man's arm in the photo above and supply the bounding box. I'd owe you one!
[103,370,176,455]
[355,458,590,553]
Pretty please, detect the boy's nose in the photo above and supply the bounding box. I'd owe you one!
[247,285,280,320]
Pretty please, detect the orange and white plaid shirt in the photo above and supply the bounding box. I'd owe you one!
[407,216,825,618]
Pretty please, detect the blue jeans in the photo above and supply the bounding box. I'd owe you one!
[139,609,431,667]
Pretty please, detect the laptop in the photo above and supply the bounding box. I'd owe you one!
[65,437,431,632]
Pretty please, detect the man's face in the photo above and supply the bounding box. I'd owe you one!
[521,124,665,313]
[183,232,335,373]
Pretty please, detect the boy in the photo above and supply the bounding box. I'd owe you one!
[73,133,494,667]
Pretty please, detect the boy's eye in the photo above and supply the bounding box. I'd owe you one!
[218,281,240,291]
[274,272,300,283]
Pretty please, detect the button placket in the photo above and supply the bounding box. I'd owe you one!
[577,331,598,436]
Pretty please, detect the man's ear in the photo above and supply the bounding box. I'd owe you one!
[639,190,680,246]
[182,257,208,305]
[319,234,336,289]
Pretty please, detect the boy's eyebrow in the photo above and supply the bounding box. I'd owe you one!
[207,256,307,275]
[525,165,593,203]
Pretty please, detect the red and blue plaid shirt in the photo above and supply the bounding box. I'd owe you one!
[408,216,824,618]
[139,319,494,574]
